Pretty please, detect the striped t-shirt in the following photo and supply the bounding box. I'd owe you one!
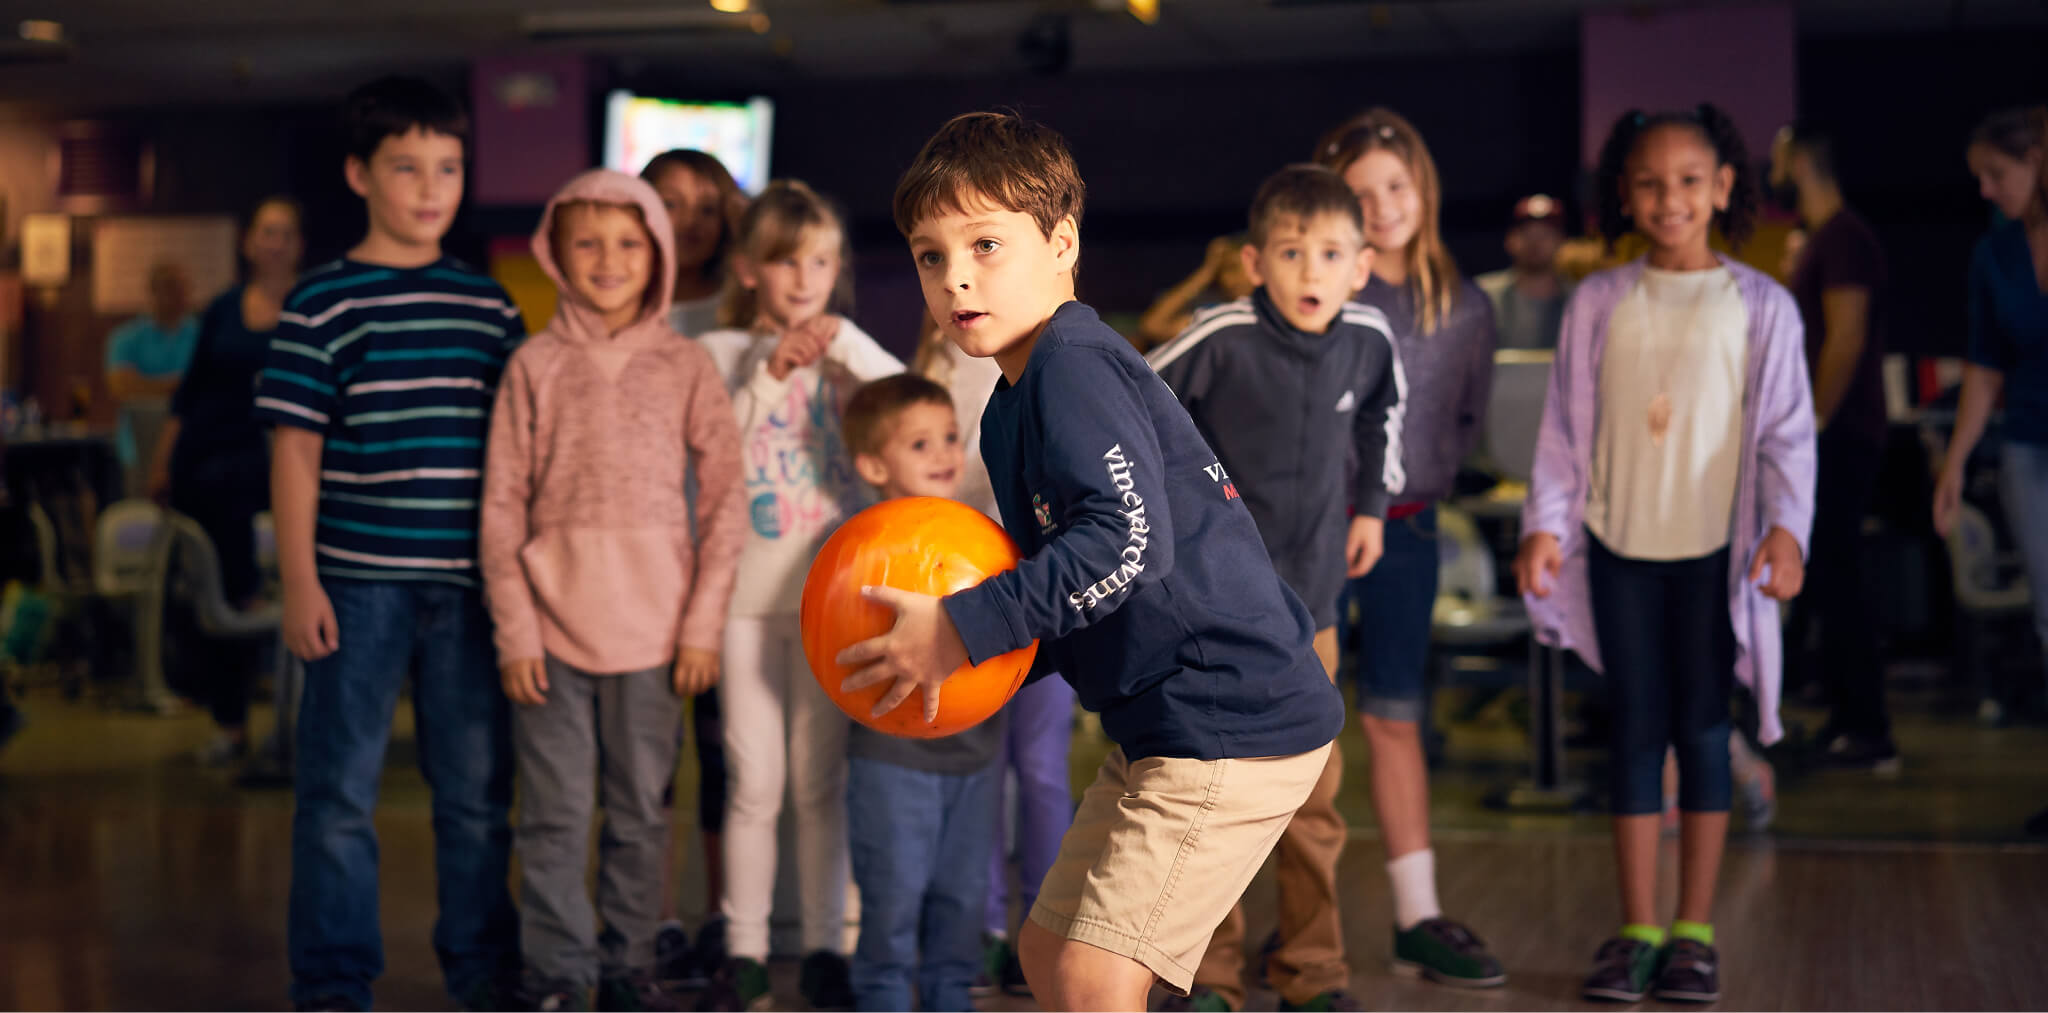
[253,257,524,586]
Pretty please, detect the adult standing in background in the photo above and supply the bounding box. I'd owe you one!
[106,260,198,493]
[1933,107,2048,835]
[642,149,749,339]
[1476,194,1574,350]
[1770,123,1897,771]
[148,197,304,766]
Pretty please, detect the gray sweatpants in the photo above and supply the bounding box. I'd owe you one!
[514,657,683,986]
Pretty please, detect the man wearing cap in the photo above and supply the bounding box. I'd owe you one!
[1476,195,1573,350]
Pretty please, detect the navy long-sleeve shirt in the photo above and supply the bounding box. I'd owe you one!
[942,302,1343,762]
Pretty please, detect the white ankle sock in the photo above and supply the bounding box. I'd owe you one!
[1388,849,1442,931]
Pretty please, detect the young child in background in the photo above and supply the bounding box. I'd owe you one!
[1313,107,1505,990]
[481,168,746,1012]
[1515,104,1814,1005]
[256,75,522,1013]
[638,147,750,987]
[693,180,903,1012]
[842,110,1343,1012]
[912,315,1079,998]
[1147,163,1403,1013]
[837,373,1007,1012]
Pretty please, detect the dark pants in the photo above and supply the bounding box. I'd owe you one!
[847,755,997,1012]
[169,450,267,729]
[287,579,518,1010]
[1588,537,1736,815]
[1788,430,1889,741]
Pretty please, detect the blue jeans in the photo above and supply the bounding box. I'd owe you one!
[1339,506,1439,723]
[847,755,998,1012]
[2002,441,2048,675]
[1586,538,1735,815]
[288,579,518,1009]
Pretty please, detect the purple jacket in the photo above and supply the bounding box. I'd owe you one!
[1520,256,1816,745]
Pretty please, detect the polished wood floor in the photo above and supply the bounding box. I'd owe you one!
[3,690,2046,1011]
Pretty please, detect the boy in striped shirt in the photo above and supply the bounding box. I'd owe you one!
[255,75,523,1013]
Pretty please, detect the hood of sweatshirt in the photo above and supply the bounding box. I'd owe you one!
[531,168,678,348]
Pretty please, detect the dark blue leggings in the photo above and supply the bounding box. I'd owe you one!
[1587,535,1735,816]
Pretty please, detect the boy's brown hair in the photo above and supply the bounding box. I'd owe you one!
[892,111,1086,239]
[1246,164,1365,249]
[843,373,955,460]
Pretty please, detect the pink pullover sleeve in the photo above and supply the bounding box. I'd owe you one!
[480,351,546,664]
[677,342,748,651]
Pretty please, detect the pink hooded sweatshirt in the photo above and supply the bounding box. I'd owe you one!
[481,169,746,674]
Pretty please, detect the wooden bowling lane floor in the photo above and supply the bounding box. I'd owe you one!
[4,691,2047,1010]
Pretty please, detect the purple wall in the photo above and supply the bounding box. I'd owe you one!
[1581,4,1796,168]
[471,54,591,206]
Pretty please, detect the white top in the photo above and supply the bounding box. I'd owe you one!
[1585,265,1749,561]
[697,318,905,616]
[668,295,722,339]
[931,341,1005,522]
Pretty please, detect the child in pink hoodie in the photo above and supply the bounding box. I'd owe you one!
[480,169,746,1010]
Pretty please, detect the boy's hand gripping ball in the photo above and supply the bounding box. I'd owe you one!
[800,496,1036,738]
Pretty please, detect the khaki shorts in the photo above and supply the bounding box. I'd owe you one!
[1027,742,1334,994]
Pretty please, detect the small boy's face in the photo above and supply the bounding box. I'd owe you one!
[557,203,655,332]
[1244,212,1374,334]
[346,127,465,252]
[907,192,1078,378]
[855,401,964,501]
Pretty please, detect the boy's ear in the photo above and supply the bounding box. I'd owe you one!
[1050,215,1080,272]
[344,156,371,200]
[1238,242,1267,288]
[1353,245,1376,292]
[854,451,890,490]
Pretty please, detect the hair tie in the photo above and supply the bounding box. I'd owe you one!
[1377,124,1397,141]
[1631,112,1646,127]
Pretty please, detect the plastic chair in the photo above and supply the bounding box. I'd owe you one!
[81,500,179,710]
[1944,502,2033,720]
[93,499,167,599]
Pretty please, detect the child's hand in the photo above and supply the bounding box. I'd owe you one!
[501,658,549,707]
[673,647,721,697]
[282,577,340,662]
[1514,532,1562,599]
[834,585,970,723]
[1346,515,1384,577]
[1750,526,1805,601]
[765,314,838,380]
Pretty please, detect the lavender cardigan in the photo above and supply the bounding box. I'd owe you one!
[1520,256,1817,745]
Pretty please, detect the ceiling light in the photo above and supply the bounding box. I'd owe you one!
[709,0,750,13]
[19,20,63,43]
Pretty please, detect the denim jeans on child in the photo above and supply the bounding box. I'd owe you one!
[847,755,998,1012]
[287,579,518,1009]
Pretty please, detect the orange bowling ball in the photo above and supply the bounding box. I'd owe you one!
[800,496,1037,739]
